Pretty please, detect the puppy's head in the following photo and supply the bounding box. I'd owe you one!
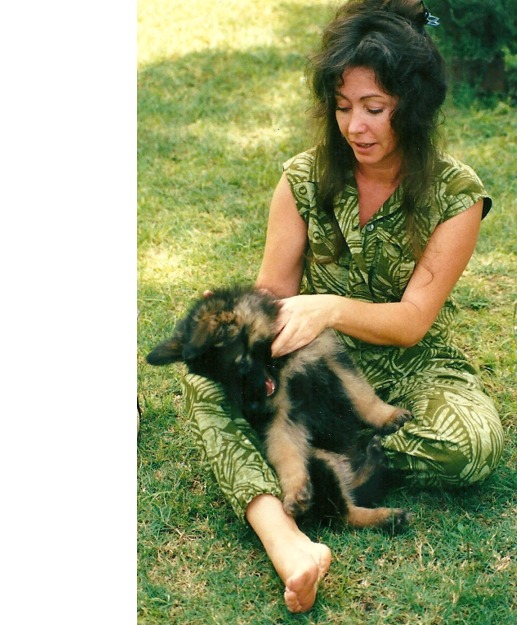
[147,293,241,366]
[146,289,279,405]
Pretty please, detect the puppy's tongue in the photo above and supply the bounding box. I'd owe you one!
[265,375,276,397]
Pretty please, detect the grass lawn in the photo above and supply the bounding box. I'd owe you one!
[137,1,517,622]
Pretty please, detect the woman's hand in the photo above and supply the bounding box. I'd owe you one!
[272,294,338,357]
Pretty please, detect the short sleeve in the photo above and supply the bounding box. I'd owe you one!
[436,154,492,223]
[283,150,319,223]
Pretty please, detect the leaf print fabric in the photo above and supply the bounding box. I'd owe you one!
[183,373,282,521]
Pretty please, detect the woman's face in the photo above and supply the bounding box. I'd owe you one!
[335,66,400,172]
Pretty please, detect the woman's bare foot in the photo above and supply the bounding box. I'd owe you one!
[246,494,332,613]
[283,540,331,613]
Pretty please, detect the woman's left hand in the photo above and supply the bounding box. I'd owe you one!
[271,294,338,357]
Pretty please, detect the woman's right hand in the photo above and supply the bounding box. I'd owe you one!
[271,294,339,357]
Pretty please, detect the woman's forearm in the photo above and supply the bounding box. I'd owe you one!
[325,295,428,348]
[271,294,430,357]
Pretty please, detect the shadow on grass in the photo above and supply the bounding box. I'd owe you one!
[137,48,308,277]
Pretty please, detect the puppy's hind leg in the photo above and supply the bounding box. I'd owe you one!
[350,436,386,490]
[346,505,411,532]
[313,448,411,532]
[350,436,392,507]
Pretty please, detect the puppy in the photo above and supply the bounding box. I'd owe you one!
[147,287,412,530]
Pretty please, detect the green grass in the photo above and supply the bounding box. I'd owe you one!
[138,1,517,622]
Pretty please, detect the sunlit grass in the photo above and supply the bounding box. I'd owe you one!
[137,0,328,67]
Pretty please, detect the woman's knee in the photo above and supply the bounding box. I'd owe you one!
[383,397,504,487]
[452,406,504,485]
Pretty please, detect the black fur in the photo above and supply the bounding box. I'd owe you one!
[147,286,412,530]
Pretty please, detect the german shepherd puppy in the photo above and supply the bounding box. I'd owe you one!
[147,287,412,530]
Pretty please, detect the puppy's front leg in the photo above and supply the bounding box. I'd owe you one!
[265,415,312,517]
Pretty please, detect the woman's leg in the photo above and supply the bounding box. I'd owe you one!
[182,373,283,520]
[182,373,331,613]
[380,368,504,487]
[246,494,331,613]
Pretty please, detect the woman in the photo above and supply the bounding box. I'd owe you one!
[183,0,504,613]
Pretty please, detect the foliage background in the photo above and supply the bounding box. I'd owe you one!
[138,1,517,623]
[428,0,517,61]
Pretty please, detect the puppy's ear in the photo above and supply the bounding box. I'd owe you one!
[146,337,185,366]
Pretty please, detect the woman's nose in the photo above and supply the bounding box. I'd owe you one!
[348,110,367,134]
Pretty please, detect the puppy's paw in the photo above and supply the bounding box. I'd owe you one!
[283,481,314,517]
[366,435,386,461]
[380,508,412,533]
[378,407,413,435]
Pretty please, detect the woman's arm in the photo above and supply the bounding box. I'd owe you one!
[271,200,484,357]
[255,173,308,298]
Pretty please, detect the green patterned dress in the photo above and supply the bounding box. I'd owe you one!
[182,149,504,522]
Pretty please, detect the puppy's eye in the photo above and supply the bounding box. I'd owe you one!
[235,354,252,374]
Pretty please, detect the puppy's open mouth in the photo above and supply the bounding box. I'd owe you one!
[265,372,276,397]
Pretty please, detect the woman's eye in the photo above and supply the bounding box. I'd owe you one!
[336,107,383,114]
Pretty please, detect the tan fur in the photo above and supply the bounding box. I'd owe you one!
[332,363,410,431]
[273,331,409,433]
[266,413,312,515]
[312,449,356,507]
[346,505,408,529]
[261,331,411,526]
[309,448,407,528]
[235,297,275,345]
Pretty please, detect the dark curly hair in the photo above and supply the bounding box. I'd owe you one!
[308,0,447,258]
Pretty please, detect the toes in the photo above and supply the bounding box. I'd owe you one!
[284,587,305,614]
[284,566,318,613]
[394,408,413,426]
[282,544,331,613]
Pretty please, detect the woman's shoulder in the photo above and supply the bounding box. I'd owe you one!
[433,152,491,219]
[435,152,487,194]
[283,147,318,183]
[281,148,321,219]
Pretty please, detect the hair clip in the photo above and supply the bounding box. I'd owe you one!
[425,10,440,27]
[422,3,440,28]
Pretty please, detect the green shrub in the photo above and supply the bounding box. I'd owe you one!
[429,0,517,93]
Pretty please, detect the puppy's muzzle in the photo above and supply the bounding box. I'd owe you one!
[265,373,276,397]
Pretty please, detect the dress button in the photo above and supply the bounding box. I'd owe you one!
[366,223,375,232]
